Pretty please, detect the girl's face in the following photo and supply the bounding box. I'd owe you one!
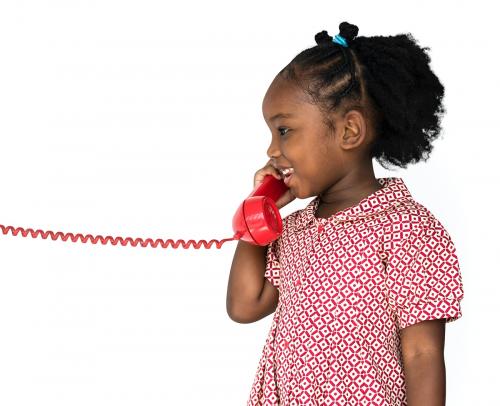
[262,74,370,199]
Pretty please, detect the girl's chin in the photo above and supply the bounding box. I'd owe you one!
[286,178,301,197]
[284,174,309,199]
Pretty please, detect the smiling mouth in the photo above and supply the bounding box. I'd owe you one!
[278,167,295,179]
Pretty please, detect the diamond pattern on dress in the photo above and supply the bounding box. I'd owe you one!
[251,177,464,405]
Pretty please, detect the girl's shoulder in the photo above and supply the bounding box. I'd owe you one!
[386,197,439,228]
[381,197,457,251]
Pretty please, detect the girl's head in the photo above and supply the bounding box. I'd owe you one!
[263,21,445,199]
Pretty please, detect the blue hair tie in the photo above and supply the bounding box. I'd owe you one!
[332,34,348,48]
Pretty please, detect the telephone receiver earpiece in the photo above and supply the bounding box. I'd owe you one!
[232,174,290,246]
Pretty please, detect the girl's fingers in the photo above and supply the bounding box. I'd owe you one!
[254,165,281,187]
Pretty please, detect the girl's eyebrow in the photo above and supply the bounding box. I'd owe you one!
[267,113,295,122]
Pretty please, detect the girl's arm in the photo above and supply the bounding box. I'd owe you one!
[226,240,279,323]
[400,319,446,406]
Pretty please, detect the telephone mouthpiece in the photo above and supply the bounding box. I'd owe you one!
[231,175,288,246]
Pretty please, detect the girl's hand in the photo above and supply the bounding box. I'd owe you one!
[254,159,296,210]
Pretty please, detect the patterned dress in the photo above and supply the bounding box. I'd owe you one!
[247,177,465,406]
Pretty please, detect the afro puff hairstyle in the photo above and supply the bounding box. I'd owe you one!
[278,21,446,170]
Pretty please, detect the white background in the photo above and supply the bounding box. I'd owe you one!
[0,1,496,404]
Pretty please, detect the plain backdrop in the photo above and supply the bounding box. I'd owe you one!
[0,1,497,404]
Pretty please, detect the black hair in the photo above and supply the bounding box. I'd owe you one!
[278,21,446,170]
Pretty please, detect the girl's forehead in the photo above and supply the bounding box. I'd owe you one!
[262,81,313,120]
[264,78,306,104]
[263,98,323,126]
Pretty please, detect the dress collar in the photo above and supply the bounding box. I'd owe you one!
[294,177,413,230]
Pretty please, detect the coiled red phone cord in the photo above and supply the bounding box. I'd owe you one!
[0,224,243,249]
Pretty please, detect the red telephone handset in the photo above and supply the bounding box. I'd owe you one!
[232,174,290,246]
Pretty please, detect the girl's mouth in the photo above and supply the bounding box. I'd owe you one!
[279,167,294,186]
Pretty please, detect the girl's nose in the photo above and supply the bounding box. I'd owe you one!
[267,142,280,161]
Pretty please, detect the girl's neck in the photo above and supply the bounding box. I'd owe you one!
[316,172,383,219]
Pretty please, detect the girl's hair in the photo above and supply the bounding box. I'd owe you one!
[278,21,446,170]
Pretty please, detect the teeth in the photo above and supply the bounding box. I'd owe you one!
[280,168,294,177]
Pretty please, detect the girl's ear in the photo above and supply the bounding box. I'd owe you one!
[339,110,366,150]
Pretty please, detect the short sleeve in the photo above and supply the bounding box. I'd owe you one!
[385,218,465,330]
[264,238,281,290]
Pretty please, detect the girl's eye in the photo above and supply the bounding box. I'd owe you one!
[278,127,290,137]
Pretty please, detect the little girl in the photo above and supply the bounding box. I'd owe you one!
[226,21,464,406]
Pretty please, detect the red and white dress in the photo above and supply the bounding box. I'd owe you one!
[247,177,465,406]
